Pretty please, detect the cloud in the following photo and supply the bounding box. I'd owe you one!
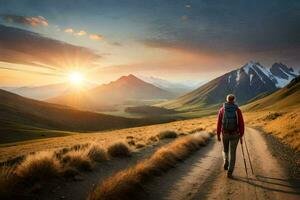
[64,28,87,37]
[89,34,103,40]
[74,30,87,36]
[0,24,101,72]
[64,28,74,33]
[2,14,48,27]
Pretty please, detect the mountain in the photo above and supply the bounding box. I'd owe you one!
[11,83,69,100]
[137,75,197,96]
[0,89,158,143]
[10,82,98,100]
[243,75,300,111]
[159,61,299,111]
[49,74,175,111]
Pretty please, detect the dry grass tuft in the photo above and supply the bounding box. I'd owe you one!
[189,127,204,134]
[62,151,93,171]
[87,144,108,162]
[263,112,283,121]
[158,130,177,139]
[107,142,131,158]
[127,139,135,146]
[15,151,60,182]
[135,143,145,149]
[0,166,17,199]
[88,132,211,200]
[148,136,158,142]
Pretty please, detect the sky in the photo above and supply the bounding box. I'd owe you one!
[0,0,299,86]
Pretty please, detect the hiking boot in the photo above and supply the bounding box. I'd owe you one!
[227,172,233,178]
[223,160,229,170]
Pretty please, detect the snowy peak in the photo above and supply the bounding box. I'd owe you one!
[236,61,298,88]
[270,63,297,79]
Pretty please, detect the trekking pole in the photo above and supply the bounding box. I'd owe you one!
[244,135,254,175]
[240,140,248,178]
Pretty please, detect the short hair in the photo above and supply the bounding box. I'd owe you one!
[226,94,235,102]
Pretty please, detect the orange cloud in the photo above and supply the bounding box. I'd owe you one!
[89,34,103,40]
[64,28,74,33]
[3,15,48,27]
[74,30,87,36]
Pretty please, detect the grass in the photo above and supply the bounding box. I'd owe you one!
[0,117,217,198]
[1,117,216,163]
[245,108,300,151]
[15,151,60,182]
[0,166,16,199]
[87,132,212,200]
[62,150,93,171]
[87,144,108,162]
[158,130,178,139]
[263,112,283,121]
[107,142,131,158]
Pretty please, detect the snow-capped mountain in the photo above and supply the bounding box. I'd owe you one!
[159,61,299,110]
[240,61,298,88]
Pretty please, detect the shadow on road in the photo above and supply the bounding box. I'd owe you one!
[232,175,300,195]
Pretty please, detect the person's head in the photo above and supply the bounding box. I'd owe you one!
[226,94,235,103]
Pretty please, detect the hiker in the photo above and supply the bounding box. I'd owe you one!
[217,94,244,178]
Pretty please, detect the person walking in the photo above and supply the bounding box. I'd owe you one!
[217,94,244,178]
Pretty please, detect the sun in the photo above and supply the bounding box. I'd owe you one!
[68,71,84,85]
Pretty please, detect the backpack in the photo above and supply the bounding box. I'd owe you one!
[222,103,238,132]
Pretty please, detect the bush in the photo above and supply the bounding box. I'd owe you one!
[107,142,131,158]
[63,151,93,171]
[88,132,211,200]
[15,151,60,182]
[158,130,177,139]
[87,144,108,162]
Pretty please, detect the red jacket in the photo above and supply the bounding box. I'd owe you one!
[217,105,244,138]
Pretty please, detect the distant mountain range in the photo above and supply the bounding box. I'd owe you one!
[2,82,98,100]
[137,75,202,96]
[49,74,175,111]
[159,61,299,111]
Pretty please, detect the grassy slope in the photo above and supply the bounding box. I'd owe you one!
[157,76,222,112]
[0,89,173,144]
[0,116,216,163]
[242,76,300,151]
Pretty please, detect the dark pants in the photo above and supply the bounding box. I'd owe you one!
[222,134,240,173]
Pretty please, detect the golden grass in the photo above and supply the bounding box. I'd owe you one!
[87,144,108,162]
[87,132,212,200]
[0,165,16,199]
[107,142,131,158]
[0,117,216,163]
[62,150,93,171]
[15,151,60,182]
[245,108,300,151]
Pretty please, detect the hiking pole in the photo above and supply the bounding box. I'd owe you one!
[244,135,254,175]
[240,140,248,178]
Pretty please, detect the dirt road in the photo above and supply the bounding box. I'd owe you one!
[146,127,300,200]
